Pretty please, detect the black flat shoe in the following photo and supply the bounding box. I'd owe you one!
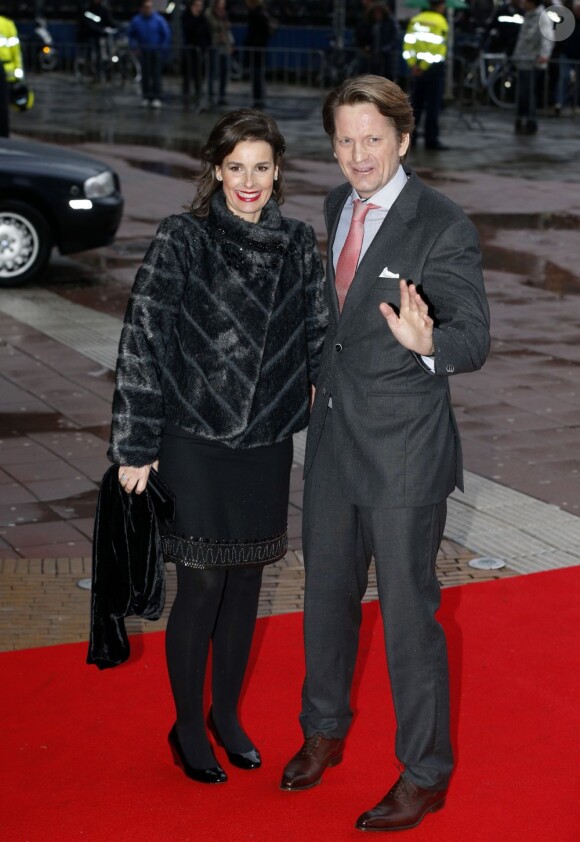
[168,724,227,784]
[207,709,262,770]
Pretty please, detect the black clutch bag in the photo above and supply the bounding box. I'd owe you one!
[87,465,175,669]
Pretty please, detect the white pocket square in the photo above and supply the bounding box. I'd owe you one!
[379,267,400,279]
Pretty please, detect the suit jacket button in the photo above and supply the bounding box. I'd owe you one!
[321,387,327,396]
[446,364,455,373]
[335,343,343,352]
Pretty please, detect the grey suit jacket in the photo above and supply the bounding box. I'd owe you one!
[304,171,490,508]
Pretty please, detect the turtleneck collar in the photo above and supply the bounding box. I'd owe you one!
[207,190,290,251]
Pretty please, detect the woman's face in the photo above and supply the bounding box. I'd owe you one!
[215,140,278,224]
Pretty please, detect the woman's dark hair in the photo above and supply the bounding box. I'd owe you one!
[190,109,286,216]
[322,75,415,160]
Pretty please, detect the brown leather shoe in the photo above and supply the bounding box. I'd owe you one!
[280,734,345,791]
[355,776,446,831]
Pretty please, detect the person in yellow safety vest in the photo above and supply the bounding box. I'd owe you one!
[0,14,24,83]
[0,14,23,136]
[0,14,33,121]
[403,0,450,150]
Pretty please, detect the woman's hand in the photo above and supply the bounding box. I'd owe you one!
[118,462,157,495]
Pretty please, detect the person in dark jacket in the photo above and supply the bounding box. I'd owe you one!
[109,109,328,785]
[128,0,171,108]
[512,0,553,134]
[205,0,232,106]
[484,0,524,55]
[367,3,400,80]
[0,62,9,137]
[553,0,580,115]
[181,0,211,105]
[77,0,117,82]
[244,0,272,108]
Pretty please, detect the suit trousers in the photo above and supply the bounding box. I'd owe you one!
[300,409,453,790]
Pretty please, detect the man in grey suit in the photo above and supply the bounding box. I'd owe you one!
[280,75,490,832]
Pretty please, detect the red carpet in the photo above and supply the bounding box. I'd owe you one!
[3,568,579,841]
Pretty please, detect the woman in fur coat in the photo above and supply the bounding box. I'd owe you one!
[108,109,328,784]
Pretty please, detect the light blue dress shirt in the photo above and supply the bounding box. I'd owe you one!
[332,164,409,270]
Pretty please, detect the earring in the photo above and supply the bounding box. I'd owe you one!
[216,174,222,181]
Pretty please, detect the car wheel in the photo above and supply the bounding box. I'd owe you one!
[0,201,53,287]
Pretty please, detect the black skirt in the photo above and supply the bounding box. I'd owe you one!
[157,424,293,570]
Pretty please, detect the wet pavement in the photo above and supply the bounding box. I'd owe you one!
[1,73,579,650]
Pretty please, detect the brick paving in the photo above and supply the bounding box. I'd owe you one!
[0,538,516,653]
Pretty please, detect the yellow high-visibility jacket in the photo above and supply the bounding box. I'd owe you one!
[403,10,448,72]
[0,16,23,82]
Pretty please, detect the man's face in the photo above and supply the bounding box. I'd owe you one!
[332,103,410,199]
[142,1,154,16]
[191,0,202,13]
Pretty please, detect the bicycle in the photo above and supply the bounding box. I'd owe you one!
[458,51,517,110]
[480,53,517,109]
[74,26,140,89]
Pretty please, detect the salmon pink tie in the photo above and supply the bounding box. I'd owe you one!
[335,199,378,312]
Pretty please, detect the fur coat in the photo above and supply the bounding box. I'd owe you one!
[108,191,328,466]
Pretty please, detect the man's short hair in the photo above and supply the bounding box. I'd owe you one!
[322,75,415,147]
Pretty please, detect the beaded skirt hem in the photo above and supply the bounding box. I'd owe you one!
[162,530,288,569]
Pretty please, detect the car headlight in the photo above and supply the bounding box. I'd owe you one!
[84,170,115,199]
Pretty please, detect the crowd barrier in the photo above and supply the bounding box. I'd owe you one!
[17,36,580,118]
[18,40,328,98]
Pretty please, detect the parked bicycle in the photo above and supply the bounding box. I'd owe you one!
[458,51,517,109]
[74,25,140,88]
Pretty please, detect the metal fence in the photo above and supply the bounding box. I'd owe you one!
[18,35,580,118]
[19,39,328,98]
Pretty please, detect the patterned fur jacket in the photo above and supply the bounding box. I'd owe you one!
[108,191,328,466]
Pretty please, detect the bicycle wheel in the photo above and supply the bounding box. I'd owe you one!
[74,44,98,83]
[112,51,141,89]
[488,63,517,109]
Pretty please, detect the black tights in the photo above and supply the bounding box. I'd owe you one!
[165,563,263,768]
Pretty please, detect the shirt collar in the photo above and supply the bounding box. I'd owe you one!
[348,164,408,211]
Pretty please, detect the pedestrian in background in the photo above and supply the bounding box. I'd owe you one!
[108,108,327,785]
[77,0,117,82]
[404,0,449,150]
[0,62,9,138]
[354,0,376,74]
[181,0,211,107]
[128,0,171,109]
[0,11,25,136]
[206,0,233,107]
[484,0,524,55]
[553,0,580,116]
[367,3,400,81]
[512,0,553,134]
[244,0,273,108]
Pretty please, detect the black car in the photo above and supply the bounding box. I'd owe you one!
[0,137,124,286]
